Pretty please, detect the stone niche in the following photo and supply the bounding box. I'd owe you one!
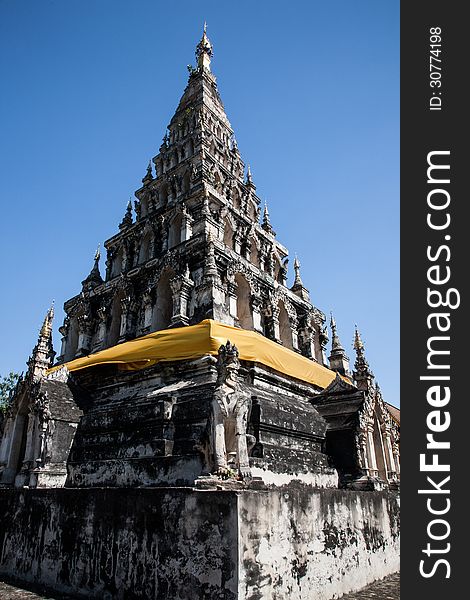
[0,486,399,600]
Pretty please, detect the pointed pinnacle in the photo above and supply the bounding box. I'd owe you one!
[263,201,270,221]
[119,199,133,230]
[143,160,153,183]
[330,312,345,353]
[262,202,273,234]
[330,311,336,331]
[40,304,54,336]
[94,244,101,263]
[196,20,213,67]
[353,324,364,352]
[293,254,303,286]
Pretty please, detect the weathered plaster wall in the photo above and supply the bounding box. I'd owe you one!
[0,487,399,600]
[238,487,400,600]
[64,359,333,489]
[0,488,239,599]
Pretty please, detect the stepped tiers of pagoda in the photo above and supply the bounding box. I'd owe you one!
[55,26,323,367]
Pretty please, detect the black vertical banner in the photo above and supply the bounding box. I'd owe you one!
[401,2,467,599]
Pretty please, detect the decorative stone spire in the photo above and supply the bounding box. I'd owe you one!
[291,255,310,302]
[293,255,303,287]
[353,325,374,391]
[328,313,351,377]
[41,303,54,338]
[142,160,153,184]
[119,200,133,230]
[246,165,256,190]
[196,22,213,71]
[27,304,56,381]
[330,313,344,352]
[353,325,365,355]
[261,202,274,235]
[82,244,104,290]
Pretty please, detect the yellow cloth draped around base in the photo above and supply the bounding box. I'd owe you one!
[48,319,337,390]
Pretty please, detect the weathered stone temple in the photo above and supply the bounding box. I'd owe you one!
[0,28,399,600]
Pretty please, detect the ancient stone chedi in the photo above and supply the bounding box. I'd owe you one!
[0,27,400,600]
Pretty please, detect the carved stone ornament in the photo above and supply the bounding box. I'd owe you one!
[211,341,252,480]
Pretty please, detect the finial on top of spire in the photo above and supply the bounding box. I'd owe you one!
[330,312,337,333]
[94,244,101,263]
[196,22,213,71]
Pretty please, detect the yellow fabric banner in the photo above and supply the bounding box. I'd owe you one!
[48,319,337,389]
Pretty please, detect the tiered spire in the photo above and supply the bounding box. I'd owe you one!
[328,313,350,377]
[27,305,56,381]
[293,255,303,287]
[261,202,274,235]
[353,325,374,391]
[330,313,344,352]
[246,165,255,189]
[291,255,310,302]
[59,27,314,361]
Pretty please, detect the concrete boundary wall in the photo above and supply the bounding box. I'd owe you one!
[0,487,399,599]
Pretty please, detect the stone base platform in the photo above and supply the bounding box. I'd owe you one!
[0,486,399,600]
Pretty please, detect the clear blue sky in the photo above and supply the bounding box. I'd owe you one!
[0,1,399,405]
